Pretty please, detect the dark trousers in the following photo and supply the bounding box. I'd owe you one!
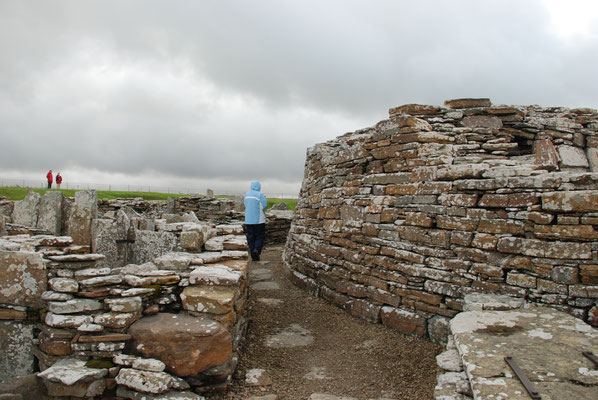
[245,223,266,255]
[47,181,52,189]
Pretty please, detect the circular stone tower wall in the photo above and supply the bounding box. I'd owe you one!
[283,98,598,341]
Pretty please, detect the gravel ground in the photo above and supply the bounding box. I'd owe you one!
[208,245,441,400]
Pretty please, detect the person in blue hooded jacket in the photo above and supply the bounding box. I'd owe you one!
[244,181,267,261]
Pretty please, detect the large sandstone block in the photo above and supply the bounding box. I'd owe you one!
[12,189,41,227]
[128,313,232,377]
[37,191,63,235]
[180,286,237,314]
[0,251,47,308]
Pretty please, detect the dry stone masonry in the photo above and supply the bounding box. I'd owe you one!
[284,98,598,343]
[0,190,266,399]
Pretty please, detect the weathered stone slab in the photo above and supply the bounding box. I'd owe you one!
[496,237,591,259]
[0,321,35,380]
[105,296,143,312]
[154,252,193,271]
[128,313,232,377]
[93,312,141,329]
[48,299,103,314]
[444,98,491,109]
[463,293,525,311]
[180,286,237,314]
[38,358,107,385]
[12,190,40,227]
[48,277,78,293]
[68,190,98,246]
[557,145,589,168]
[542,190,598,212]
[189,265,242,286]
[45,313,93,329]
[0,251,47,308]
[37,191,63,235]
[462,115,503,129]
[450,307,598,399]
[115,368,173,394]
[91,212,129,269]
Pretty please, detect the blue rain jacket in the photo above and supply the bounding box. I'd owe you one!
[244,181,267,224]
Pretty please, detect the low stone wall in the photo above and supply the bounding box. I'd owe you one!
[284,98,598,342]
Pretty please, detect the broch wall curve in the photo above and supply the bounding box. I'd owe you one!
[283,98,598,342]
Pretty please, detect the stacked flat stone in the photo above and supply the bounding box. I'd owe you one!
[171,196,239,223]
[265,210,294,245]
[0,235,74,381]
[98,197,168,219]
[1,219,248,398]
[284,98,598,341]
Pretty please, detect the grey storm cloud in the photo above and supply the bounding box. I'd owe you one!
[1,0,597,193]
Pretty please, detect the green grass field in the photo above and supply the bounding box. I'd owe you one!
[0,187,297,210]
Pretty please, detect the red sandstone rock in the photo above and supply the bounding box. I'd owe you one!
[127,313,232,377]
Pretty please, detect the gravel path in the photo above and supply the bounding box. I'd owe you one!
[209,245,441,400]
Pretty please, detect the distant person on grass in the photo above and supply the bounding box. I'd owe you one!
[56,173,62,189]
[46,169,53,189]
[244,181,267,261]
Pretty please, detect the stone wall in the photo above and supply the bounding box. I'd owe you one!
[284,98,598,341]
[0,192,251,398]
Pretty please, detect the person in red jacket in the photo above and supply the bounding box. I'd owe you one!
[46,170,53,189]
[56,173,62,189]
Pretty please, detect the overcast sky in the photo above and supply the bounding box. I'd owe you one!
[1,0,597,196]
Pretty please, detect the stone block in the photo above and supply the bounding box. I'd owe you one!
[11,189,40,227]
[444,98,491,109]
[0,251,47,308]
[181,286,237,314]
[68,190,98,246]
[557,145,589,168]
[130,230,179,265]
[128,313,232,377]
[496,237,591,259]
[180,231,201,251]
[37,191,63,235]
[427,315,450,345]
[542,190,598,212]
[115,368,173,394]
[0,321,35,380]
[48,299,103,314]
[380,306,427,337]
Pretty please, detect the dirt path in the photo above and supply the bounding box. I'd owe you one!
[210,245,441,400]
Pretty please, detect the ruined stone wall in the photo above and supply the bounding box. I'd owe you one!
[0,192,251,398]
[283,98,598,341]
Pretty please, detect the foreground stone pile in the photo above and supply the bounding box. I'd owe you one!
[284,98,598,341]
[0,190,253,398]
[435,294,598,399]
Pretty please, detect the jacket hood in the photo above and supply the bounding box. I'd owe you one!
[250,181,261,191]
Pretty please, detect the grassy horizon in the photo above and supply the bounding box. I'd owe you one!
[0,187,296,210]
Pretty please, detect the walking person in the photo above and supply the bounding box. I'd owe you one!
[56,173,62,189]
[244,181,267,261]
[46,169,53,189]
